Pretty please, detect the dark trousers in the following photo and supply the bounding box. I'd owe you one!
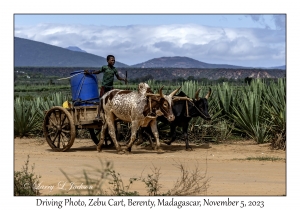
[97,86,113,118]
[100,86,113,97]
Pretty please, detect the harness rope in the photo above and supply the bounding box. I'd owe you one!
[186,100,189,117]
[186,99,210,118]
[146,95,209,119]
[173,97,209,118]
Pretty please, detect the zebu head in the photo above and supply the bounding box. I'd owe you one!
[138,83,152,95]
[146,86,181,122]
[193,87,212,120]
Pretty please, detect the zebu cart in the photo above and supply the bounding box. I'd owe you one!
[43,70,104,152]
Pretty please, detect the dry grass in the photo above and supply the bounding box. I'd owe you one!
[169,159,210,196]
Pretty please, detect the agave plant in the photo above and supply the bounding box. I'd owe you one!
[34,92,70,119]
[181,80,199,98]
[248,122,271,144]
[14,98,40,138]
[230,90,268,143]
[262,78,286,148]
[216,82,238,118]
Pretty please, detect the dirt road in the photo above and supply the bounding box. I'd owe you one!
[14,137,286,196]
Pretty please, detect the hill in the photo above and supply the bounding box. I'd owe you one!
[65,46,87,53]
[14,66,286,82]
[131,56,252,69]
[117,67,286,81]
[14,37,128,67]
[14,37,286,81]
[14,37,286,70]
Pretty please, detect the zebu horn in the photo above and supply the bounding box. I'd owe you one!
[205,87,212,99]
[146,93,160,97]
[169,86,181,98]
[195,88,201,100]
[159,86,164,97]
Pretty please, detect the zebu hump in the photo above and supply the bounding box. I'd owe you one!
[104,89,120,104]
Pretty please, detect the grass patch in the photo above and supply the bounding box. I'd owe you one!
[58,159,209,196]
[234,156,285,162]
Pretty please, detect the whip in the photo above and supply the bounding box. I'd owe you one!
[57,72,83,80]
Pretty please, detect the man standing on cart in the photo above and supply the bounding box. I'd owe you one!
[84,54,127,97]
[84,54,127,121]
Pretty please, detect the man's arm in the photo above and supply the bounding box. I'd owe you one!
[115,68,127,83]
[84,69,101,74]
[83,69,100,74]
[92,70,101,74]
[116,75,127,82]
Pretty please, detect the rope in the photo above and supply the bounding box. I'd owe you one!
[186,100,189,117]
[57,72,83,80]
[72,97,100,106]
[76,75,86,102]
[149,97,152,113]
[186,100,210,119]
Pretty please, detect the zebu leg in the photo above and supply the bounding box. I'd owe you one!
[125,121,139,153]
[97,122,107,152]
[164,124,176,145]
[106,113,123,154]
[149,120,164,153]
[136,127,155,149]
[183,123,192,151]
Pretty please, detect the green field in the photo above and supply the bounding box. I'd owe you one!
[14,77,286,150]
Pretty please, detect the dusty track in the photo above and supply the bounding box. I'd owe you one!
[14,137,286,196]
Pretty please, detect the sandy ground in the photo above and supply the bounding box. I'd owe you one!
[14,137,286,196]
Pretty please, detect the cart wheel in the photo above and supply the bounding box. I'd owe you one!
[89,121,121,146]
[43,106,75,152]
[88,128,100,145]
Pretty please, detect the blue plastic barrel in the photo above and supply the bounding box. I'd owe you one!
[70,70,100,106]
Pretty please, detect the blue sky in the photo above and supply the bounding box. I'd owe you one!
[14,14,286,67]
[15,14,279,29]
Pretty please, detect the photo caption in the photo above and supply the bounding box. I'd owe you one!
[36,197,265,209]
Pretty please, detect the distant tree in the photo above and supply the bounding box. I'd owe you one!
[186,76,195,81]
[143,74,154,81]
[244,77,253,85]
[197,77,209,83]
[216,77,229,83]
[49,79,55,85]
[14,73,18,82]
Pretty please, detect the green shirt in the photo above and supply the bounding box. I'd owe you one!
[99,65,119,87]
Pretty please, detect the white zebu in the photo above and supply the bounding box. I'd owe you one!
[97,83,180,154]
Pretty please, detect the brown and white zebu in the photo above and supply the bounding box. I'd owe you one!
[97,83,180,154]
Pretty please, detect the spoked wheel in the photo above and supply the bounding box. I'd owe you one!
[43,106,76,152]
[88,128,101,145]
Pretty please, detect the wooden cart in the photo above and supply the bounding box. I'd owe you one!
[43,105,103,152]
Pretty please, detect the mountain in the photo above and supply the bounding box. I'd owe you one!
[14,37,285,75]
[131,56,251,69]
[14,37,128,67]
[66,46,87,53]
[268,65,286,70]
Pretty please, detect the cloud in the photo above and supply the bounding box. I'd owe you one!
[273,14,286,30]
[249,15,262,22]
[247,15,271,29]
[247,14,286,31]
[14,23,285,67]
